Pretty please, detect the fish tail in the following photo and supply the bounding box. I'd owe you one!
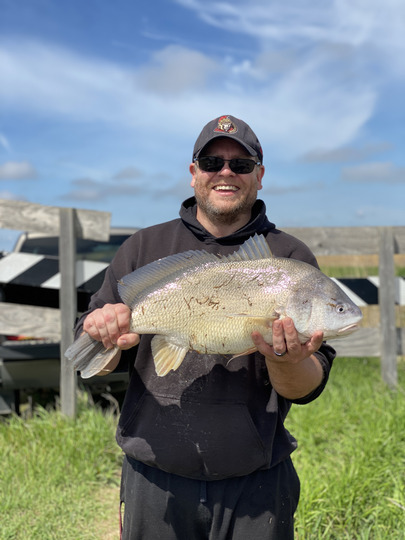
[64,333,119,379]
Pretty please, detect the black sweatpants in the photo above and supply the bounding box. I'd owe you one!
[120,456,300,540]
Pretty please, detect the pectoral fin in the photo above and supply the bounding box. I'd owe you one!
[226,314,278,363]
[245,315,279,325]
[227,313,279,326]
[151,335,189,376]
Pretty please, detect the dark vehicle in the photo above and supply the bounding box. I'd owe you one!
[0,228,137,414]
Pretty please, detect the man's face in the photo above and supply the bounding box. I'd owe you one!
[189,138,264,228]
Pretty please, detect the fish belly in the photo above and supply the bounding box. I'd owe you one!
[186,315,275,355]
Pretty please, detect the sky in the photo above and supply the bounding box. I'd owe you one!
[1,0,404,251]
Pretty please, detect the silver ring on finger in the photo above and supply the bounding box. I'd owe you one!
[274,349,287,357]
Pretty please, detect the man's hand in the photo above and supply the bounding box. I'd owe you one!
[252,317,324,364]
[83,303,140,351]
[251,317,325,399]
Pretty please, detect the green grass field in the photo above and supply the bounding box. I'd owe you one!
[0,399,123,539]
[287,358,405,539]
[1,357,404,539]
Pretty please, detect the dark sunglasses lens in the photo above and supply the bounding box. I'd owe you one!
[230,159,255,173]
[198,156,223,172]
[198,157,256,174]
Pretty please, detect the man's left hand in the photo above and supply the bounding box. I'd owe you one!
[252,317,324,364]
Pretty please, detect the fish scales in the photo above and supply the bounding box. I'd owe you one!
[65,234,363,378]
[128,260,302,355]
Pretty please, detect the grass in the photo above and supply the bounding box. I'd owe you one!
[287,357,405,539]
[0,397,123,540]
[319,266,379,278]
[318,265,405,278]
[0,358,404,539]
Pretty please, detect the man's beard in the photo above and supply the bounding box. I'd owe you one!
[194,190,257,226]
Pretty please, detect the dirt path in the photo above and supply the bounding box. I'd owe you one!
[94,484,121,540]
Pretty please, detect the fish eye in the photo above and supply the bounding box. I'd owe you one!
[336,304,345,313]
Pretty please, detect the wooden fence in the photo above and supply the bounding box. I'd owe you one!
[0,199,111,417]
[0,199,404,416]
[283,226,405,388]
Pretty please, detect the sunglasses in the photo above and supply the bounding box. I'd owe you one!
[196,156,261,174]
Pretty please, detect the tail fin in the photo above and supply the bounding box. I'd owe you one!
[65,333,119,379]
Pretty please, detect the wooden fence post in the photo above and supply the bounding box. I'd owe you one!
[59,208,77,417]
[379,227,397,388]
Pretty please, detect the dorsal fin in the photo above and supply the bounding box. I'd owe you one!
[118,234,273,308]
[223,234,273,262]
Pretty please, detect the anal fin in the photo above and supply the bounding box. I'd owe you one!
[151,335,189,376]
[229,346,258,360]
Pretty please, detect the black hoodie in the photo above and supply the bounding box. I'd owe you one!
[76,198,335,480]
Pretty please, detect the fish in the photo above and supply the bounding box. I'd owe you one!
[65,234,362,378]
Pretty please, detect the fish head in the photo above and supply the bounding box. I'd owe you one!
[286,272,363,340]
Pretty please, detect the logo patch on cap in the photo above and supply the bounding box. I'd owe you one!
[214,116,237,134]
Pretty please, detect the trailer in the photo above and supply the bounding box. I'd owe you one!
[0,228,136,414]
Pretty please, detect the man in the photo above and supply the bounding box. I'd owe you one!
[75,115,335,539]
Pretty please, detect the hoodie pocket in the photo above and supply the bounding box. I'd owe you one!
[117,392,270,480]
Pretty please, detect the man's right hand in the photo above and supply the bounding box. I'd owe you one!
[83,303,140,351]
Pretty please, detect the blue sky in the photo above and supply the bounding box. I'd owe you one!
[1,0,404,251]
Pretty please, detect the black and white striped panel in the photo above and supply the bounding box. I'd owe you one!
[333,277,405,306]
[0,253,108,293]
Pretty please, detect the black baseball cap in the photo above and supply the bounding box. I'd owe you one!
[193,115,263,163]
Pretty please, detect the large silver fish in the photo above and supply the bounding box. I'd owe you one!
[65,234,362,378]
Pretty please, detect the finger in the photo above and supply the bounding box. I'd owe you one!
[92,306,119,349]
[281,318,301,355]
[83,310,103,340]
[281,317,296,339]
[116,332,141,350]
[305,331,324,355]
[114,303,131,335]
[251,331,273,357]
[271,320,287,355]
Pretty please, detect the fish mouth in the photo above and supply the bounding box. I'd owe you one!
[337,323,360,335]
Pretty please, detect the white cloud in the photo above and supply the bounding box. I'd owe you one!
[0,36,378,161]
[62,176,150,202]
[0,161,37,180]
[342,162,405,183]
[176,0,338,42]
[301,143,392,163]
[0,190,24,200]
[137,45,219,94]
[62,178,104,202]
[113,167,143,180]
[176,0,405,84]
[262,180,325,195]
[250,51,376,157]
[0,39,222,145]
[176,0,405,51]
[0,39,135,124]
